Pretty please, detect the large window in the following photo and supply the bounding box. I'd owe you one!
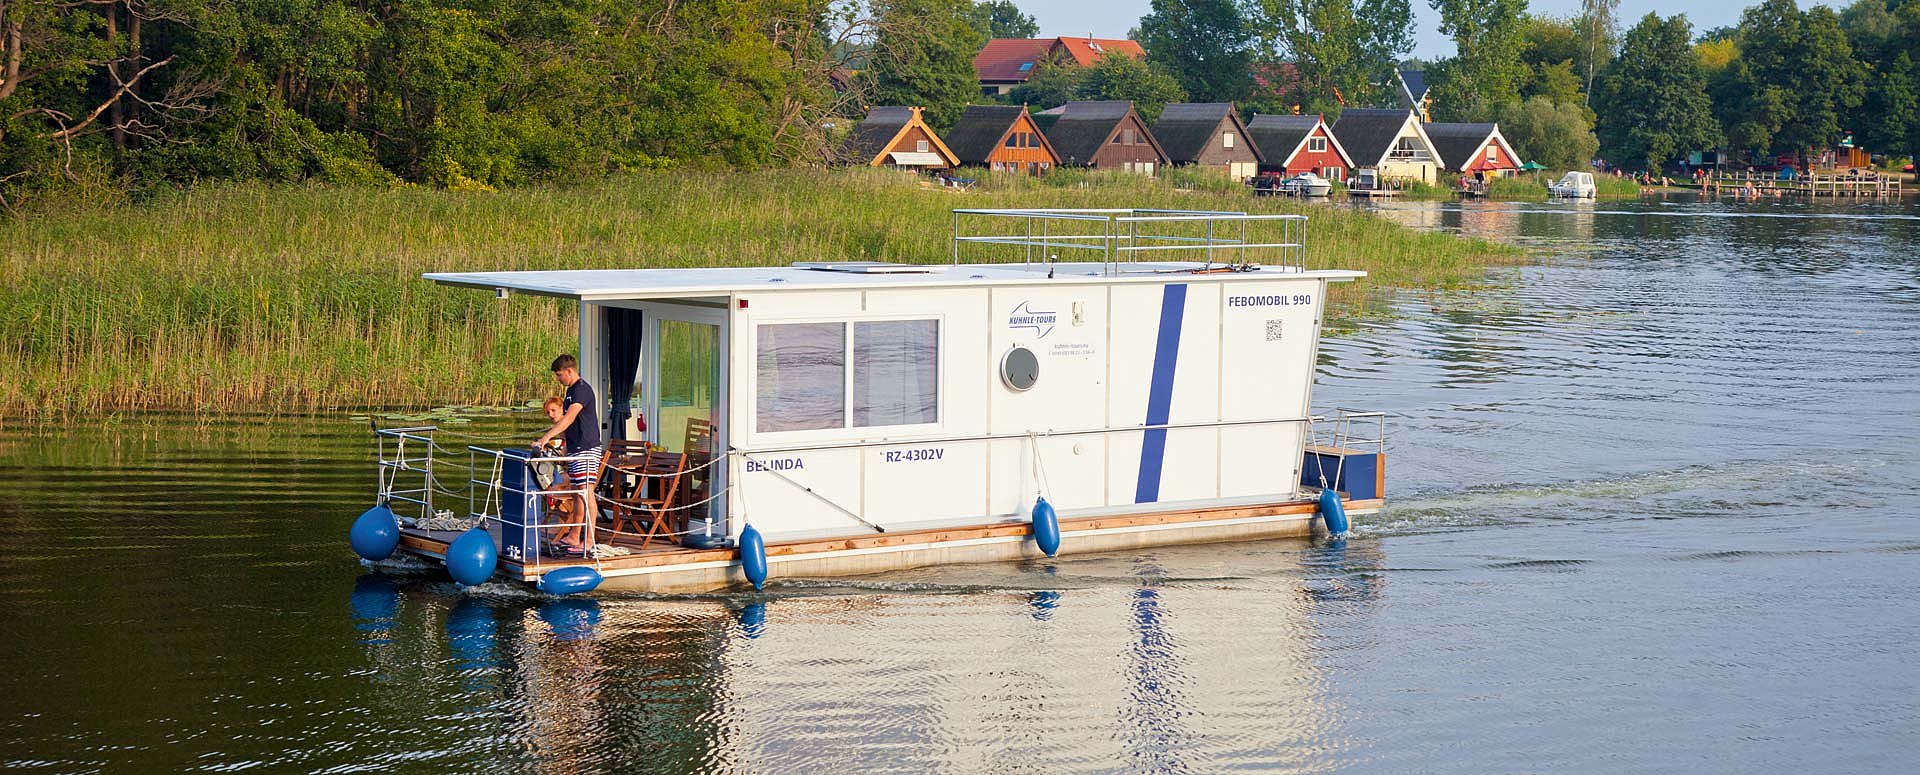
[756,319,939,432]
[756,323,845,432]
[854,320,938,427]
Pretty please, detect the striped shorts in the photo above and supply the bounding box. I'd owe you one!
[566,446,603,484]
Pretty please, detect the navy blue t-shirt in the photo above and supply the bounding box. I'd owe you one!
[563,379,601,452]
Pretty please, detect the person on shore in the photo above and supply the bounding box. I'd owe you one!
[536,354,602,554]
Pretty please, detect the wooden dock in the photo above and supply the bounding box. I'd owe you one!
[1698,170,1906,198]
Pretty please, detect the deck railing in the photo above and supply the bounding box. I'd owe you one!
[951,208,1307,275]
[374,410,1389,555]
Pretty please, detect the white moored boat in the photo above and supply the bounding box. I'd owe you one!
[1549,171,1597,198]
[355,209,1387,594]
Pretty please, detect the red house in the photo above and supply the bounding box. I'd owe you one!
[974,36,1148,96]
[1246,113,1353,181]
[1424,122,1522,177]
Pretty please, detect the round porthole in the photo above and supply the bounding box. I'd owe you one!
[1001,346,1039,392]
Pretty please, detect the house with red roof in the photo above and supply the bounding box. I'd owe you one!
[974,36,1148,96]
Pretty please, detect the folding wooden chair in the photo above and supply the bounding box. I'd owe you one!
[682,418,715,518]
[606,450,688,548]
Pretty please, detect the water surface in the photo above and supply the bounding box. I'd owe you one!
[3,195,1917,773]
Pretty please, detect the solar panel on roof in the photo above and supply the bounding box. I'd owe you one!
[791,262,945,274]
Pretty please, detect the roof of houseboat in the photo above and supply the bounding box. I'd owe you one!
[425,262,1366,301]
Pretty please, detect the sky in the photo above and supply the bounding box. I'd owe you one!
[1014,0,1842,59]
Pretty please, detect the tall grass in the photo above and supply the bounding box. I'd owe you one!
[0,168,1522,417]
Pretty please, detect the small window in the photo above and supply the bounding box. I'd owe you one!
[1223,132,1235,149]
[1005,133,1020,148]
[916,139,930,153]
[854,320,938,427]
[1018,61,1034,72]
[1486,145,1498,161]
[1122,128,1136,145]
[1309,137,1327,153]
[757,323,846,432]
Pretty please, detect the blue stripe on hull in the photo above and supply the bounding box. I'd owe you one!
[1135,284,1187,504]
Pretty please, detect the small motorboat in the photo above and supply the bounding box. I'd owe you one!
[1549,171,1597,198]
[1279,172,1334,197]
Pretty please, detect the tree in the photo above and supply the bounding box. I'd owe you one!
[1862,52,1918,157]
[1137,0,1255,102]
[1736,0,1868,159]
[867,0,985,130]
[1013,52,1188,120]
[1009,57,1084,108]
[1595,13,1720,169]
[1520,15,1591,104]
[1245,0,1412,111]
[0,0,855,208]
[1492,95,1599,170]
[1428,0,1529,120]
[968,1,1038,40]
[1578,0,1622,104]
[1353,0,1417,104]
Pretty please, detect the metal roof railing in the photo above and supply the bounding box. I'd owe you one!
[951,208,1307,276]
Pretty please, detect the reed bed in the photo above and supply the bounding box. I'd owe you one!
[0,169,1522,417]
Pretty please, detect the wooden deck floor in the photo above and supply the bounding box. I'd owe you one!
[396,495,1387,585]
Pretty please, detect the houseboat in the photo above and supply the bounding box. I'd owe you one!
[352,209,1386,594]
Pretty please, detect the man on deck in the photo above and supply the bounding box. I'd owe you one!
[536,354,602,552]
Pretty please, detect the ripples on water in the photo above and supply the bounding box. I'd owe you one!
[3,196,1918,773]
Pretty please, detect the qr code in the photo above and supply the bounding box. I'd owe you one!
[1265,319,1284,341]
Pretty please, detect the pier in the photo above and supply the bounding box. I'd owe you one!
[1697,170,1906,198]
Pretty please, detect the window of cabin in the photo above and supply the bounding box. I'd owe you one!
[755,319,940,433]
[1486,145,1498,161]
[1122,128,1136,145]
[1309,137,1327,153]
[1223,132,1235,149]
[916,140,930,153]
[853,320,939,427]
[756,323,846,432]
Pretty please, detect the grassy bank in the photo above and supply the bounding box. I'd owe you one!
[0,169,1522,418]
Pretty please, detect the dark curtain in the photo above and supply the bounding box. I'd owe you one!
[604,307,645,442]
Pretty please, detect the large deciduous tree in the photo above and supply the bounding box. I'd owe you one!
[1246,0,1411,113]
[866,0,986,131]
[1733,0,1867,160]
[1012,52,1188,121]
[1137,0,1255,103]
[1493,95,1599,170]
[1427,0,1529,120]
[1578,0,1621,104]
[968,1,1037,40]
[1595,13,1719,170]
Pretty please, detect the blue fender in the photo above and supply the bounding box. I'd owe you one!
[349,504,401,561]
[1318,488,1349,535]
[1032,497,1061,557]
[739,524,768,591]
[446,527,499,586]
[537,565,603,595]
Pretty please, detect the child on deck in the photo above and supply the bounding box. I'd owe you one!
[538,397,587,555]
[536,354,603,555]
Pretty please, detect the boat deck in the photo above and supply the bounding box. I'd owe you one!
[397,494,1386,591]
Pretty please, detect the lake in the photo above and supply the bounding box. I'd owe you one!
[3,195,1916,773]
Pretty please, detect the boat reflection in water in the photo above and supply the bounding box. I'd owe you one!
[350,536,1391,771]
